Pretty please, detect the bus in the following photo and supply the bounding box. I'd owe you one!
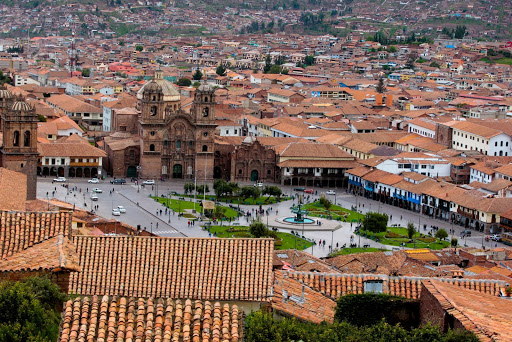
[502,232,512,246]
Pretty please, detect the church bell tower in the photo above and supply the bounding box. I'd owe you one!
[1,91,39,200]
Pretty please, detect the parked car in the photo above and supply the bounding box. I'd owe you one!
[304,189,314,194]
[490,234,502,242]
[293,187,305,192]
[88,178,99,183]
[110,179,126,185]
[143,179,155,185]
[326,190,336,195]
[117,206,126,213]
[92,188,103,193]
[90,194,99,201]
[112,208,121,216]
[461,230,472,237]
[254,182,263,187]
[53,177,67,182]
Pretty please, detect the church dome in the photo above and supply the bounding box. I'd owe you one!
[136,72,180,102]
[11,101,33,112]
[0,89,12,99]
[197,83,215,92]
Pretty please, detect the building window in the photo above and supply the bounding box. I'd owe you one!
[23,131,30,147]
[149,144,155,151]
[150,106,157,116]
[364,280,383,293]
[239,169,242,174]
[203,132,208,137]
[202,145,208,152]
[130,150,135,158]
[267,170,271,175]
[150,131,155,136]
[163,140,168,146]
[176,140,181,149]
[13,131,19,146]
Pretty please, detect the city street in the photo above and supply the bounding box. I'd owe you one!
[36,177,499,258]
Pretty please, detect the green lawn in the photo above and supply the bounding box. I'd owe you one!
[207,225,313,250]
[303,202,363,222]
[357,227,450,250]
[329,247,387,256]
[494,57,512,65]
[172,194,291,205]
[152,197,238,218]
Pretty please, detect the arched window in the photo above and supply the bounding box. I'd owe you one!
[176,140,181,149]
[163,140,168,146]
[13,131,19,146]
[202,107,209,117]
[152,95,156,101]
[149,144,155,151]
[204,96,208,102]
[23,131,30,147]
[238,169,242,174]
[150,106,157,116]
[202,145,208,152]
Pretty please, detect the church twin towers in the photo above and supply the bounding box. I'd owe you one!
[137,71,217,180]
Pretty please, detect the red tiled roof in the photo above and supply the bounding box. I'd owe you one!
[0,234,79,273]
[423,279,512,341]
[0,210,72,259]
[272,270,336,324]
[69,236,274,301]
[59,296,241,342]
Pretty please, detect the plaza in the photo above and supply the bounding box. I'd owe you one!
[37,177,498,258]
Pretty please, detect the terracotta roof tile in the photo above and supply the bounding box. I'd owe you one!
[69,236,274,301]
[59,296,241,342]
[0,210,72,259]
[423,279,512,341]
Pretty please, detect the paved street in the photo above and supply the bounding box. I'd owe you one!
[37,177,501,258]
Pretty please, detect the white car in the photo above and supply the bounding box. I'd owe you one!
[112,209,121,216]
[92,188,103,193]
[326,190,336,195]
[88,178,99,183]
[117,206,126,213]
[90,194,99,201]
[143,180,155,185]
[53,177,67,182]
[254,182,263,187]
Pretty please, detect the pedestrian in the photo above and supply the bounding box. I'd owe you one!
[400,215,402,220]
[390,215,392,221]
[336,242,339,248]
[156,222,158,229]
[86,188,88,192]
[156,210,158,216]
[160,209,162,215]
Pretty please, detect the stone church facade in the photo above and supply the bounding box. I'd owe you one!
[138,71,217,180]
[0,86,38,200]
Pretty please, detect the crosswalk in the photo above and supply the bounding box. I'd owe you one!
[155,230,178,234]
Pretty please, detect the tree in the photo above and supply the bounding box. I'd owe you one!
[0,70,11,85]
[363,212,388,233]
[249,220,267,238]
[192,68,203,80]
[429,61,440,68]
[216,64,227,76]
[388,45,397,53]
[304,55,315,65]
[405,57,415,70]
[451,237,458,247]
[81,68,90,77]
[184,182,195,194]
[213,179,229,198]
[454,25,466,39]
[238,186,260,201]
[262,185,282,201]
[135,45,143,52]
[263,55,272,73]
[0,276,67,342]
[196,184,209,195]
[214,206,227,221]
[177,77,192,86]
[119,40,125,46]
[407,222,416,240]
[435,228,448,240]
[376,77,386,94]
